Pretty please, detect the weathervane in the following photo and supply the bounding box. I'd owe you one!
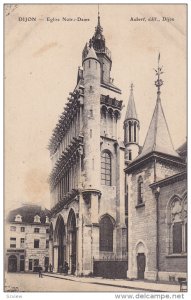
[154,53,164,96]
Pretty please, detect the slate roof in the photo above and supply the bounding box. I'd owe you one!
[86,46,98,60]
[137,97,179,159]
[125,88,138,120]
[7,204,50,224]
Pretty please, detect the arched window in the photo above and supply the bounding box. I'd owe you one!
[129,122,132,142]
[125,184,128,214]
[134,122,137,142]
[101,151,111,186]
[137,176,143,204]
[169,196,187,254]
[99,215,114,251]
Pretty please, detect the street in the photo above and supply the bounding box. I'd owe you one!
[5,273,142,292]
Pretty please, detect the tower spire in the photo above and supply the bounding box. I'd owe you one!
[135,54,179,159]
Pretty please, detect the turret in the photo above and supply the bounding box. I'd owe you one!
[124,84,140,162]
[82,45,101,189]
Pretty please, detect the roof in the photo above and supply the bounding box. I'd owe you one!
[7,204,50,224]
[86,46,98,60]
[177,141,187,156]
[137,96,179,159]
[125,88,138,120]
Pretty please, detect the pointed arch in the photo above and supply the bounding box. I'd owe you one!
[101,150,112,186]
[166,193,187,254]
[137,175,143,204]
[67,209,77,275]
[54,214,66,271]
[99,214,115,252]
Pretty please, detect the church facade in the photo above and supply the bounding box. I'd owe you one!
[48,14,187,281]
[48,14,127,276]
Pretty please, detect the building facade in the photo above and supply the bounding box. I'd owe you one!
[124,61,187,282]
[48,14,127,276]
[5,204,50,272]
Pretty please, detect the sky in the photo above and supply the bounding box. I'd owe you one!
[4,4,187,212]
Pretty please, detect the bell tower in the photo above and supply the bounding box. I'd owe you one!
[124,83,140,162]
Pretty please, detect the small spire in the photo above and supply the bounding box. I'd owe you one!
[130,82,134,93]
[125,83,138,121]
[98,4,100,26]
[154,53,164,98]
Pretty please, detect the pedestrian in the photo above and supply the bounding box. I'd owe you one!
[38,265,43,278]
[49,263,52,273]
[64,261,69,275]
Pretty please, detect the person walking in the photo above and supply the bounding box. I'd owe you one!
[38,265,43,278]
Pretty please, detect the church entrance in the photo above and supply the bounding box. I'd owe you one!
[137,253,146,279]
[67,210,77,275]
[58,217,65,272]
[8,255,17,272]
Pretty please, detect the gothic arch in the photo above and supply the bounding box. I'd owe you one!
[99,213,116,226]
[166,194,187,254]
[67,209,77,275]
[54,214,66,272]
[99,214,115,252]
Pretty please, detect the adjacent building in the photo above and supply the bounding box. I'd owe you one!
[5,204,50,272]
[124,61,187,282]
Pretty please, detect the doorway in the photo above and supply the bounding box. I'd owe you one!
[137,253,146,279]
[20,255,25,271]
[8,255,17,272]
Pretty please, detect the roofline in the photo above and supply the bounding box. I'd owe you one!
[83,56,100,64]
[125,151,186,173]
[149,170,187,189]
[8,221,50,226]
[101,83,122,94]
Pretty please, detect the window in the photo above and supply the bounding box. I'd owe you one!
[34,239,40,248]
[46,240,49,249]
[46,228,50,234]
[29,259,33,271]
[34,259,39,267]
[137,176,143,204]
[125,185,128,214]
[169,196,187,254]
[15,214,22,222]
[101,151,111,186]
[21,227,25,232]
[128,121,132,142]
[10,237,16,248]
[10,226,16,231]
[34,215,41,223]
[99,215,114,252]
[134,122,137,142]
[34,228,40,233]
[20,238,25,248]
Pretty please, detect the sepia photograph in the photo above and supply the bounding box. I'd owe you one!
[4,2,187,295]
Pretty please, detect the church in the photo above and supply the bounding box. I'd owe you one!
[48,13,187,281]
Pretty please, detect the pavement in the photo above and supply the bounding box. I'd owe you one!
[42,272,182,292]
